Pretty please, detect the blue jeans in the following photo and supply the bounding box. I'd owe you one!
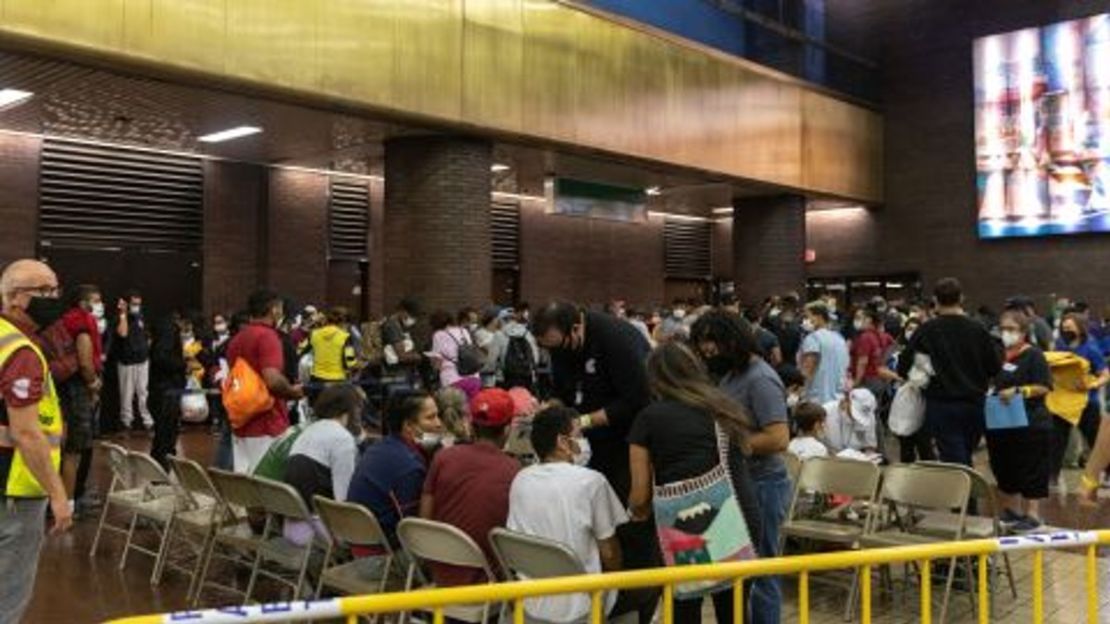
[0,497,48,624]
[750,471,792,624]
[925,398,985,466]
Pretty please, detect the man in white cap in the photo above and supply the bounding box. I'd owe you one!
[822,388,880,454]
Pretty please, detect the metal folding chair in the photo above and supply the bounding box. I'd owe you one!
[89,442,154,557]
[314,496,406,615]
[245,475,324,603]
[397,518,499,624]
[195,468,266,606]
[117,451,184,583]
[861,464,973,623]
[166,455,241,603]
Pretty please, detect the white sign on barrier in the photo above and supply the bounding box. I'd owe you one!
[996,530,1099,552]
[163,599,344,623]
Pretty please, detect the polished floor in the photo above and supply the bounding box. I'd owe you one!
[22,429,1110,623]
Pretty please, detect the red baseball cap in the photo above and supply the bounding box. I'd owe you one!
[469,388,515,428]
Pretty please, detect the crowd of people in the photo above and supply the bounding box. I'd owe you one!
[4,253,1110,623]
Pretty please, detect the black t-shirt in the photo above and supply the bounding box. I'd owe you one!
[995,346,1053,430]
[628,400,762,545]
[771,319,803,365]
[755,326,780,361]
[897,314,1003,402]
[114,313,150,365]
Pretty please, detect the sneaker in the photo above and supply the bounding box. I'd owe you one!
[1011,516,1044,534]
[1000,508,1025,527]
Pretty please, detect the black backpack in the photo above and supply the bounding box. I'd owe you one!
[502,335,536,388]
[448,330,484,377]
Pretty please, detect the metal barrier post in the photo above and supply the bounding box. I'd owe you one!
[977,554,988,624]
[799,571,809,624]
[662,584,673,624]
[513,599,524,624]
[860,565,872,624]
[1033,550,1044,623]
[919,560,931,623]
[732,579,744,624]
[590,590,603,624]
[1087,545,1099,624]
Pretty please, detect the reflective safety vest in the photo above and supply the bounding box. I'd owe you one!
[310,325,356,382]
[0,317,63,498]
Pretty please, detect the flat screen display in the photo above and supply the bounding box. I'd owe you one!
[975,15,1110,238]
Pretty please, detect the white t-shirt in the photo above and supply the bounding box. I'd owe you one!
[507,462,628,623]
[821,400,878,453]
[787,436,829,461]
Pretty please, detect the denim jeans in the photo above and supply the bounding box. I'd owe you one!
[0,497,48,624]
[750,470,792,624]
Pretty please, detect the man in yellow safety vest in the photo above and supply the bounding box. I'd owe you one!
[0,259,73,624]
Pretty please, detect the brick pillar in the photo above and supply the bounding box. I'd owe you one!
[384,136,492,313]
[203,160,266,315]
[0,133,40,268]
[732,194,806,304]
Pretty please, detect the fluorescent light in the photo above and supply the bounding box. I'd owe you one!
[198,125,262,143]
[645,186,662,196]
[712,207,734,215]
[648,211,712,223]
[491,191,545,202]
[0,89,32,110]
[491,163,511,173]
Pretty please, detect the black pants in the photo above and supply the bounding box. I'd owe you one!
[1049,401,1101,482]
[925,398,985,466]
[898,429,937,463]
[673,587,738,624]
[149,384,182,469]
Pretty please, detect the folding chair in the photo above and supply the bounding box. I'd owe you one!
[166,455,241,603]
[783,451,803,483]
[89,442,141,558]
[779,457,882,621]
[195,468,267,606]
[860,464,973,624]
[245,475,324,603]
[397,518,499,624]
[314,496,406,612]
[913,461,1018,603]
[118,451,184,583]
[489,528,635,624]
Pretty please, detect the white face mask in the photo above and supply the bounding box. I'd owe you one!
[853,319,865,331]
[1001,330,1022,349]
[96,318,108,334]
[90,302,105,319]
[214,323,229,335]
[904,330,915,342]
[673,309,687,320]
[786,393,800,409]
[403,317,416,329]
[572,436,592,467]
[769,307,782,318]
[129,304,142,316]
[417,431,442,450]
[802,318,816,333]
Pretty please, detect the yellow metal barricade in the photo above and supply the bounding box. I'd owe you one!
[106,530,1109,624]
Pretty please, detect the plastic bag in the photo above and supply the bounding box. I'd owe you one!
[888,383,926,437]
[180,378,210,423]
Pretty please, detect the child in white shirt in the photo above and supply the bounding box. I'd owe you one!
[787,401,830,461]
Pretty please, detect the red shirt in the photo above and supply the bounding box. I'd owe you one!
[0,314,45,412]
[423,442,520,586]
[852,328,893,381]
[61,307,103,373]
[226,323,289,438]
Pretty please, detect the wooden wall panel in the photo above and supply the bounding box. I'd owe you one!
[0,0,882,202]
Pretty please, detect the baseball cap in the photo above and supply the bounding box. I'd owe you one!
[507,386,538,417]
[848,388,877,425]
[469,388,515,428]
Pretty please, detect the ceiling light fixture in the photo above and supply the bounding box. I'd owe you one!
[0,88,33,110]
[645,186,662,196]
[491,163,511,173]
[198,125,262,143]
[712,207,734,215]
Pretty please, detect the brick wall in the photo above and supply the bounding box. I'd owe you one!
[0,133,40,268]
[383,136,492,313]
[203,160,265,315]
[733,194,806,303]
[519,202,666,307]
[815,0,1110,308]
[266,168,329,307]
[805,207,880,278]
[712,218,734,280]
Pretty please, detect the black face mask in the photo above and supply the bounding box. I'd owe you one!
[705,354,733,378]
[1062,330,1079,344]
[26,296,66,328]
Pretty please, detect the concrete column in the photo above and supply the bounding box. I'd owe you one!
[383,135,492,313]
[732,194,806,304]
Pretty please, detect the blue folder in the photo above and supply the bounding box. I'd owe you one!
[985,394,1029,430]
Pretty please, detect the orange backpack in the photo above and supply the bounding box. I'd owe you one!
[222,358,275,429]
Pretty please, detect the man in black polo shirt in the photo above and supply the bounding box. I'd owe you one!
[897,278,1002,466]
[114,289,152,432]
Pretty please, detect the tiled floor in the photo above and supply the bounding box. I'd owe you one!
[23,429,1110,623]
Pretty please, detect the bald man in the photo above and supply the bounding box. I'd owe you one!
[0,259,72,624]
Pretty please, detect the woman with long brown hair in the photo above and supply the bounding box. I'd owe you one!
[628,341,762,624]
